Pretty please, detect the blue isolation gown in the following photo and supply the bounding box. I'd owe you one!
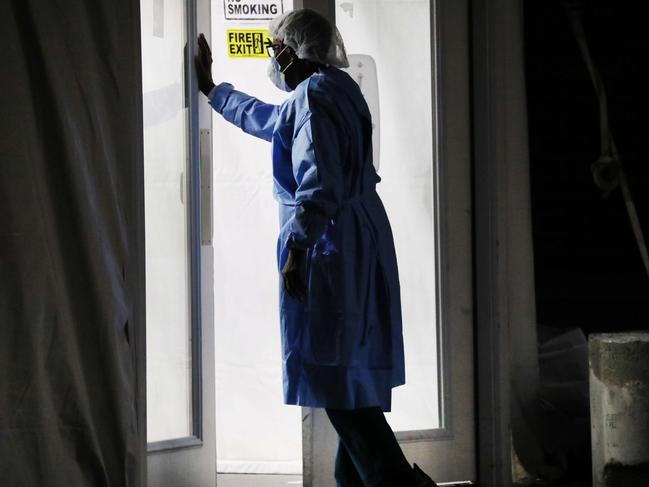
[209,67,405,411]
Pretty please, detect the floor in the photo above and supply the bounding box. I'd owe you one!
[513,482,591,487]
[217,474,303,487]
[216,475,484,487]
[216,474,593,487]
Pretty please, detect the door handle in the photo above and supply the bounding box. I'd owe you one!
[200,128,213,245]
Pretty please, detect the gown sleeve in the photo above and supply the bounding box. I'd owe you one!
[286,92,346,250]
[208,82,279,142]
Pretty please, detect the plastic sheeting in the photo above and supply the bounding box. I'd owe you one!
[538,326,591,478]
[0,1,143,485]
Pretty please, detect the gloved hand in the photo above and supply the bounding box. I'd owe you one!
[195,33,215,97]
[282,248,307,302]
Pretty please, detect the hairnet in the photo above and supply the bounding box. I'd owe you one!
[268,9,349,68]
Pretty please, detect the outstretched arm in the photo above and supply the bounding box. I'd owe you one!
[195,34,279,141]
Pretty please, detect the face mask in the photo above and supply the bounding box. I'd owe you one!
[267,57,292,92]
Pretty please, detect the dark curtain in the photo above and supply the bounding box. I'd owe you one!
[0,0,143,485]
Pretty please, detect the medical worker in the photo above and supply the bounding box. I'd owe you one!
[195,9,437,487]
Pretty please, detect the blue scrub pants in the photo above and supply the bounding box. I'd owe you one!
[324,407,417,487]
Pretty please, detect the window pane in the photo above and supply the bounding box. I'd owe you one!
[337,0,440,432]
[211,1,303,471]
[141,0,193,442]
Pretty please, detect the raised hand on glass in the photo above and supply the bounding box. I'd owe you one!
[195,33,215,96]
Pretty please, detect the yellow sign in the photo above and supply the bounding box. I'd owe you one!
[226,29,271,58]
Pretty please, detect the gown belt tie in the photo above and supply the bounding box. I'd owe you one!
[279,187,377,212]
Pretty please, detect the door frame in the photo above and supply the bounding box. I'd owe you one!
[130,0,520,484]
[137,0,217,484]
[472,0,533,486]
[133,0,147,481]
[146,0,205,453]
[471,0,514,471]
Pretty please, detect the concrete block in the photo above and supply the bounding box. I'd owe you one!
[589,332,649,487]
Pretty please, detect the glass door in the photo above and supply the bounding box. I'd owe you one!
[141,0,216,484]
[338,0,442,436]
[304,0,476,484]
[209,0,304,479]
[142,0,194,448]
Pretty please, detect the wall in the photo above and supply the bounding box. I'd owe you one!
[525,1,649,334]
[523,0,649,481]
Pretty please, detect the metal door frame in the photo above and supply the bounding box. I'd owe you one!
[136,0,217,484]
[146,0,205,454]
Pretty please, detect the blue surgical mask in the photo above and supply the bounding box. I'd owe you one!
[267,57,292,92]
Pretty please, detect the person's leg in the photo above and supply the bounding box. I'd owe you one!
[325,406,416,487]
[333,438,365,487]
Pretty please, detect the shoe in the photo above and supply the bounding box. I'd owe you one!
[413,463,438,487]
